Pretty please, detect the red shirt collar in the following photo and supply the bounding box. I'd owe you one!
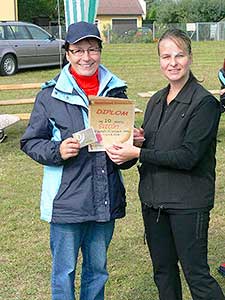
[70,67,99,96]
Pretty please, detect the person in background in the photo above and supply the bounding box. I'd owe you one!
[106,29,225,300]
[20,21,128,300]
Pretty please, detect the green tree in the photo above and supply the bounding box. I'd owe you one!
[189,0,225,22]
[155,0,187,23]
[147,5,157,23]
[18,0,62,22]
[148,0,225,24]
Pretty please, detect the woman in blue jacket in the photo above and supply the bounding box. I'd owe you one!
[106,29,224,300]
[21,21,127,300]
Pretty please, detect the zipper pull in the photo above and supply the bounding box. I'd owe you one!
[156,205,164,223]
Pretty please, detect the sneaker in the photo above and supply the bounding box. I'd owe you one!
[0,129,7,143]
[218,263,225,277]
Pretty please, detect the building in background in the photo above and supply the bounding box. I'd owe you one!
[96,0,146,40]
[0,0,147,41]
[0,0,18,21]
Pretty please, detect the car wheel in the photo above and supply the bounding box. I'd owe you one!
[0,54,18,76]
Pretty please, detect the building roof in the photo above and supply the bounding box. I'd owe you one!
[97,0,144,16]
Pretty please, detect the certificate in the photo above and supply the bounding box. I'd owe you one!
[88,96,135,152]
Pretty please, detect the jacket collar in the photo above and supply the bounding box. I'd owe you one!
[156,72,197,104]
[49,64,126,108]
[97,64,126,96]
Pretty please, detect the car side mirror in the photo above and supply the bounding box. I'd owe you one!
[49,35,56,41]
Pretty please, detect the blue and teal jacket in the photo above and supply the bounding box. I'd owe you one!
[20,64,128,223]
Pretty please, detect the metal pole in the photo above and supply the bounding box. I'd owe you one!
[153,22,155,41]
[196,22,199,42]
[14,0,18,20]
[57,0,63,69]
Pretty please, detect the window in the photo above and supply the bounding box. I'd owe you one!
[4,25,15,40]
[10,25,31,40]
[0,26,4,39]
[112,19,137,35]
[27,25,51,40]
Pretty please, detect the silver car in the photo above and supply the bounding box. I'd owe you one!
[0,21,65,76]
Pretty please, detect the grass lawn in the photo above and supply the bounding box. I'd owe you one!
[0,41,225,299]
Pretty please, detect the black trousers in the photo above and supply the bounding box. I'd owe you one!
[142,204,225,300]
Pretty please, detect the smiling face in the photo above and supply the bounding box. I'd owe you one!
[66,38,101,76]
[158,37,192,86]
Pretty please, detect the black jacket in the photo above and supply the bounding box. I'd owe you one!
[138,74,220,209]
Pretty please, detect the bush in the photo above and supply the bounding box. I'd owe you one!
[107,30,153,44]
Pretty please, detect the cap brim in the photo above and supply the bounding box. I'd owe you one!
[68,34,102,44]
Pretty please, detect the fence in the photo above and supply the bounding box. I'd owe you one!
[152,22,225,41]
[42,21,225,44]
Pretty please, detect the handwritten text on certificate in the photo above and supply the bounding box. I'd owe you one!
[88,97,135,152]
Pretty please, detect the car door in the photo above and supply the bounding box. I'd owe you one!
[7,25,37,67]
[26,25,63,66]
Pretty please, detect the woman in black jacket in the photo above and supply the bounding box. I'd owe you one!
[106,29,224,300]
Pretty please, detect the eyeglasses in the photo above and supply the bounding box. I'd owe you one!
[68,47,101,57]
